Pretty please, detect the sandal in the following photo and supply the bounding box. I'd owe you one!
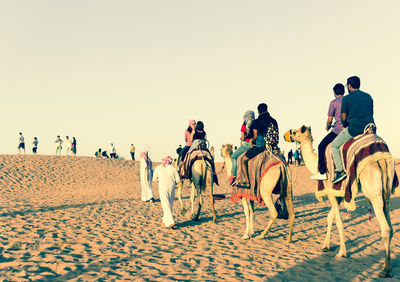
[168,224,178,230]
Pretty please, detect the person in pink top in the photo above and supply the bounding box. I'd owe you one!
[178,120,196,164]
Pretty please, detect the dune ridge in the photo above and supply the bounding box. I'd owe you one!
[0,155,399,280]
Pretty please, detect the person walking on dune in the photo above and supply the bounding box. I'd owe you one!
[18,132,25,155]
[140,151,155,203]
[153,156,180,229]
[72,137,77,155]
[66,136,73,156]
[130,144,136,160]
[110,143,117,158]
[32,137,38,155]
[55,135,63,155]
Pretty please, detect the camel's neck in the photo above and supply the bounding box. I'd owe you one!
[299,140,319,175]
[223,155,233,179]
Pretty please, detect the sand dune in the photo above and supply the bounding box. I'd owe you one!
[0,155,399,280]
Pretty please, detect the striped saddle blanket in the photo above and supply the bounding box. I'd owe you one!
[179,148,219,186]
[231,150,286,205]
[317,133,399,211]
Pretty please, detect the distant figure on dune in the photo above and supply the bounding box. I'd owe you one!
[18,132,25,155]
[55,135,63,155]
[32,137,38,155]
[130,144,135,160]
[110,143,117,158]
[176,145,182,158]
[287,149,293,164]
[153,156,180,229]
[72,137,77,155]
[210,146,215,159]
[294,149,301,165]
[95,148,102,158]
[66,136,73,156]
[140,151,155,203]
[102,150,110,158]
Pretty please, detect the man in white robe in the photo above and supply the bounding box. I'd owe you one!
[140,151,155,202]
[153,156,180,229]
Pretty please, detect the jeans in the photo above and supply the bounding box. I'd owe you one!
[231,142,252,177]
[178,145,190,164]
[331,128,353,172]
[318,131,338,174]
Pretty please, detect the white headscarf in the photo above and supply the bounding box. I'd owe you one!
[243,110,255,133]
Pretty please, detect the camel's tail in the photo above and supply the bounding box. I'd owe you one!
[280,163,289,199]
[378,158,397,198]
[389,159,399,196]
[192,160,212,191]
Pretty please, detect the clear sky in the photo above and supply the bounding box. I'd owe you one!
[1,1,399,161]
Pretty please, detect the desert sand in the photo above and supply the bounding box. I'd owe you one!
[0,154,399,281]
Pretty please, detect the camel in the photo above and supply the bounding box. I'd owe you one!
[288,125,397,278]
[220,144,295,242]
[176,158,217,223]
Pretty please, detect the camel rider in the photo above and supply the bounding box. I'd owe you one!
[311,83,345,180]
[237,103,279,188]
[331,76,374,184]
[187,121,208,154]
[230,110,255,185]
[178,120,196,164]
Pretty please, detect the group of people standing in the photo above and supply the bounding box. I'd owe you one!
[17,133,77,156]
[55,136,77,156]
[287,149,302,165]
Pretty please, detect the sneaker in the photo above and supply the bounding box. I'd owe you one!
[229,176,236,186]
[236,182,250,189]
[332,171,347,184]
[311,173,328,180]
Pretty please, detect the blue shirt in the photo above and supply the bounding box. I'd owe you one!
[341,90,374,136]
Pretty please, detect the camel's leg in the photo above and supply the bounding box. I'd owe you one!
[209,180,217,223]
[321,207,335,252]
[256,192,277,240]
[176,181,187,215]
[327,193,346,257]
[193,186,203,221]
[256,166,282,240]
[249,200,255,236]
[284,179,295,244]
[190,182,196,219]
[362,160,393,278]
[241,198,251,239]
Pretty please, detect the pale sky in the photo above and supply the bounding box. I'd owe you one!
[1,1,399,161]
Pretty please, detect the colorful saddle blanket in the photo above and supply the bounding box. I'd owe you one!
[231,150,286,205]
[179,148,219,186]
[317,133,399,211]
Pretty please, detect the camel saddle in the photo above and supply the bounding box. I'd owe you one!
[179,148,219,186]
[232,149,286,205]
[317,133,399,211]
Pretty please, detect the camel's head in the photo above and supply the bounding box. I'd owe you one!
[284,125,313,144]
[220,144,233,158]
